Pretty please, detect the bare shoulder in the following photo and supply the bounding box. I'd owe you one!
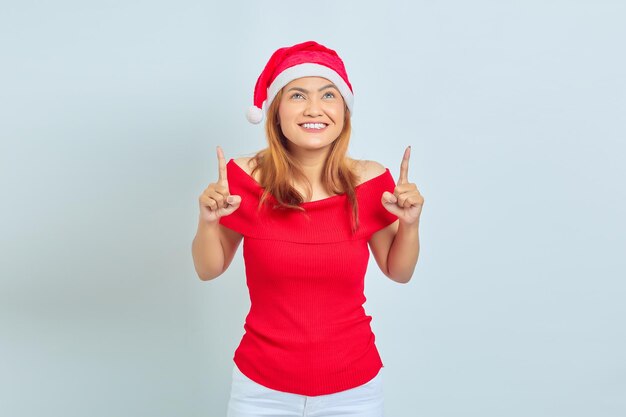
[233,156,257,175]
[349,159,387,185]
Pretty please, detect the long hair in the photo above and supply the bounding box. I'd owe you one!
[250,88,361,233]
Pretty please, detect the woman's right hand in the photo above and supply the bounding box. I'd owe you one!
[198,146,242,224]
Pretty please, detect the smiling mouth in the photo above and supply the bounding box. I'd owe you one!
[299,122,328,131]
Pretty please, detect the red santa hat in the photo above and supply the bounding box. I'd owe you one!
[246,40,354,124]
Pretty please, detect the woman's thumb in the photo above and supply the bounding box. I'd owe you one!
[226,195,242,209]
[382,191,397,204]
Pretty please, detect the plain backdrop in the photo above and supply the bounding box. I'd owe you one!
[1,1,625,416]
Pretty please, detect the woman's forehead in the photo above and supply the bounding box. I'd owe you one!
[283,76,335,89]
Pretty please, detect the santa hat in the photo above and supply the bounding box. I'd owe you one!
[246,40,354,124]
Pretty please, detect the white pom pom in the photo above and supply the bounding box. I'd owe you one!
[246,106,263,124]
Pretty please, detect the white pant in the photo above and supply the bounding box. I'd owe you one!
[226,364,385,417]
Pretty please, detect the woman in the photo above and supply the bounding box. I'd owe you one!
[192,40,424,417]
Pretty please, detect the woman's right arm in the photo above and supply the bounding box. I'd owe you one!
[192,219,242,281]
[191,146,243,281]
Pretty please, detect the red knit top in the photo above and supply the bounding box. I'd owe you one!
[219,159,398,396]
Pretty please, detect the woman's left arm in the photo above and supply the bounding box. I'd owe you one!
[368,146,424,284]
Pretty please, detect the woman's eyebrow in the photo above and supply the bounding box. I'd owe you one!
[286,84,338,93]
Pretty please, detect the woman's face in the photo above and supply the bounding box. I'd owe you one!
[277,76,345,153]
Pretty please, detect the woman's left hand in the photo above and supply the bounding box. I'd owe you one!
[382,146,424,224]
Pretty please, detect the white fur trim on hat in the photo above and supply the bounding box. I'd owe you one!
[265,63,354,117]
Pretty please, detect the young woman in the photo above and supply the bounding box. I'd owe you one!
[192,40,424,417]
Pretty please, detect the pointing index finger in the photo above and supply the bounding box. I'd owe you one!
[217,145,227,184]
[398,146,411,185]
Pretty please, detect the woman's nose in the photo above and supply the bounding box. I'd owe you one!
[303,98,323,116]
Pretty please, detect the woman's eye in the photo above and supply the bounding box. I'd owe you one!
[290,93,304,99]
[323,92,335,98]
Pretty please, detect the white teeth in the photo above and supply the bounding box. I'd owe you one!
[301,123,326,129]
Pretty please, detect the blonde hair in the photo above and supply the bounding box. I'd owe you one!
[250,88,361,233]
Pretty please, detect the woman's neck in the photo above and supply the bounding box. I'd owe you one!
[288,146,332,184]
